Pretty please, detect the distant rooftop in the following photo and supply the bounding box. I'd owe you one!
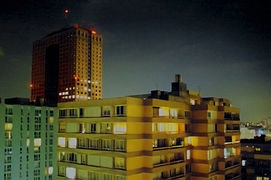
[5,97,31,105]
[241,135,271,144]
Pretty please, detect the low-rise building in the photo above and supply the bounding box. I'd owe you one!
[241,135,271,180]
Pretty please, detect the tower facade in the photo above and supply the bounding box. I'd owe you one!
[31,25,103,106]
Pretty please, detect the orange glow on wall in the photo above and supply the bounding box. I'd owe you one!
[29,83,33,88]
[73,75,79,81]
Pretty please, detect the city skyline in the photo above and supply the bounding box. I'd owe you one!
[0,0,271,122]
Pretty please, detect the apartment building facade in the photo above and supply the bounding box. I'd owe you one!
[56,75,241,180]
[0,98,58,180]
[190,96,241,180]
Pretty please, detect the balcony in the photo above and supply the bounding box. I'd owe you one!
[225,173,241,180]
[224,113,240,121]
[153,159,185,167]
[154,173,185,180]
[77,143,126,152]
[225,161,241,169]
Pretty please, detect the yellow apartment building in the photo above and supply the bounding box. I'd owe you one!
[56,75,241,180]
[190,96,241,180]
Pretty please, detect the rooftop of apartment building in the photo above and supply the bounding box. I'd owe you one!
[57,74,235,110]
[0,97,50,106]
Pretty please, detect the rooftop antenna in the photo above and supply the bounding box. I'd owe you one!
[155,83,158,90]
[64,9,70,26]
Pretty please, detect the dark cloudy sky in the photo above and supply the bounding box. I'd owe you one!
[0,0,270,122]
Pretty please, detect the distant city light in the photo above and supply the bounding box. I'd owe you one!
[64,9,69,14]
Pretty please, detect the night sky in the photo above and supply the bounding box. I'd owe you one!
[0,0,270,122]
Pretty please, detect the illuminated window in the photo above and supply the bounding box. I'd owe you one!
[58,137,66,147]
[187,137,191,145]
[159,108,166,117]
[26,139,30,147]
[186,150,191,160]
[190,99,195,105]
[169,109,178,118]
[256,177,263,180]
[255,147,261,151]
[5,123,13,131]
[49,117,54,124]
[114,157,125,169]
[66,167,76,179]
[101,123,112,133]
[5,131,12,139]
[157,123,166,132]
[113,123,127,134]
[48,167,53,175]
[242,160,246,166]
[68,138,77,148]
[34,138,41,147]
[168,123,178,133]
[152,123,155,132]
[232,147,236,155]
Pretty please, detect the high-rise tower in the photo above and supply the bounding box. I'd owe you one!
[31,25,103,106]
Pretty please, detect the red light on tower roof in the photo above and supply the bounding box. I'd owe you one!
[90,27,97,35]
[73,75,79,81]
[64,9,69,14]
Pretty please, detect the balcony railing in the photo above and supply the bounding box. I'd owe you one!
[225,173,241,180]
[153,173,185,180]
[224,117,240,121]
[225,161,240,169]
[59,114,127,118]
[153,159,184,167]
[59,159,126,170]
[77,144,126,152]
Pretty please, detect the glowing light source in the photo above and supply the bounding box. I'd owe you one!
[64,9,69,14]
[73,75,79,81]
[29,83,33,88]
[91,30,97,34]
[48,167,54,175]
[34,138,42,147]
